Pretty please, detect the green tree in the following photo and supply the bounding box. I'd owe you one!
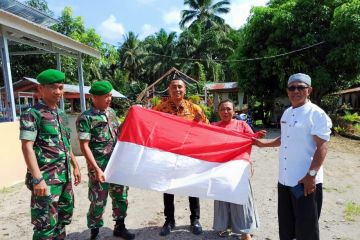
[25,0,53,16]
[118,32,145,83]
[179,0,230,29]
[178,22,236,82]
[52,7,130,102]
[142,29,178,82]
[52,7,84,37]
[327,0,360,87]
[230,0,360,118]
[97,43,131,97]
[51,7,104,85]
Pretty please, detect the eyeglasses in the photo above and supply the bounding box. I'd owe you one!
[287,85,309,91]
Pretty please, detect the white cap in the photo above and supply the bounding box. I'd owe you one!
[288,73,311,86]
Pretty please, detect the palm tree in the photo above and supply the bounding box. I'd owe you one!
[179,0,230,29]
[142,29,178,81]
[118,32,145,83]
[178,23,234,82]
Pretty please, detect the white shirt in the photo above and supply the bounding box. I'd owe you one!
[279,101,332,187]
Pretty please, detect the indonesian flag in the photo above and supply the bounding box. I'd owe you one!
[105,106,254,204]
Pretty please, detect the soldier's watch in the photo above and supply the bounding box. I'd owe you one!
[32,177,44,185]
[308,169,317,177]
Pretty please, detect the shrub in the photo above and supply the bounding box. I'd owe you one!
[354,124,360,135]
[188,95,201,104]
[342,111,360,124]
[199,104,214,121]
[331,111,360,136]
[320,95,340,113]
[112,98,131,117]
[150,96,161,106]
[334,125,346,134]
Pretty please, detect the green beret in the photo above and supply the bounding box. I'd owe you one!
[36,69,65,85]
[89,81,113,96]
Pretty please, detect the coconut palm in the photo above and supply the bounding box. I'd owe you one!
[142,29,178,81]
[179,0,230,29]
[178,22,235,82]
[118,32,145,83]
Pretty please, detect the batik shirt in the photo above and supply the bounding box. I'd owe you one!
[19,102,72,185]
[76,107,119,170]
[153,99,209,123]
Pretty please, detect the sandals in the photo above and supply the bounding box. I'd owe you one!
[218,230,254,240]
[218,230,231,237]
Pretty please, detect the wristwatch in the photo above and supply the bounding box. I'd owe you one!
[32,177,44,185]
[308,169,317,177]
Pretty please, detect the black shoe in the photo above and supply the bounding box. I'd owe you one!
[90,228,99,240]
[159,221,175,236]
[191,220,203,235]
[113,225,135,240]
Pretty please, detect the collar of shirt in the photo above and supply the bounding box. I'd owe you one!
[290,100,311,111]
[169,99,185,113]
[37,101,59,114]
[90,106,109,116]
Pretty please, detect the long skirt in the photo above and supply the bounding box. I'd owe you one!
[213,180,259,234]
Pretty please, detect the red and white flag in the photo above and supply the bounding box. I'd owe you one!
[105,106,254,204]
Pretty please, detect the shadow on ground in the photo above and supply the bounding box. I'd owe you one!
[66,225,241,240]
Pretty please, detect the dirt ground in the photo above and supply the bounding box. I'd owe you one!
[0,130,359,240]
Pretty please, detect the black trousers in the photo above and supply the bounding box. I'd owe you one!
[163,193,200,223]
[278,182,323,240]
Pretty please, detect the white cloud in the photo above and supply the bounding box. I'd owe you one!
[223,0,268,29]
[139,24,158,39]
[163,9,181,25]
[162,8,182,34]
[97,15,126,42]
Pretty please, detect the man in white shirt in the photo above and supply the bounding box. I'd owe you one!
[253,73,332,240]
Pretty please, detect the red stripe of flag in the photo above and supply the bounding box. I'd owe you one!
[119,106,254,163]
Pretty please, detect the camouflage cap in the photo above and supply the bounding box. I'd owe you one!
[89,81,113,96]
[37,69,65,85]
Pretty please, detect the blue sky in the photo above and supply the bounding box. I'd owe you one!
[34,0,268,45]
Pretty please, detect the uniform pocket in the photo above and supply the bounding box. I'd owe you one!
[43,124,58,135]
[40,123,58,146]
[31,195,52,230]
[292,122,308,141]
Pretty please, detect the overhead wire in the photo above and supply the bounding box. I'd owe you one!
[122,41,326,63]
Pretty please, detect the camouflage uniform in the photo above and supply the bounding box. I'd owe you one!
[20,102,74,240]
[76,107,129,229]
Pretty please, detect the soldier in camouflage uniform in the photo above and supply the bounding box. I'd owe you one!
[20,69,81,240]
[76,81,135,240]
